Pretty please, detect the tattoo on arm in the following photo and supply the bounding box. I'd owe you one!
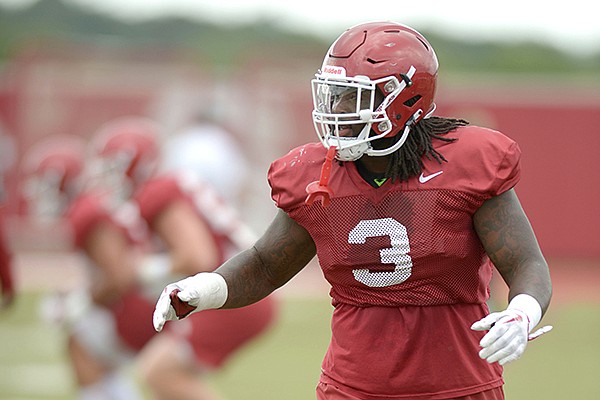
[217,209,317,308]
[474,189,552,313]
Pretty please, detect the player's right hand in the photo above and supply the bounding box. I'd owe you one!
[152,272,228,332]
[152,285,180,332]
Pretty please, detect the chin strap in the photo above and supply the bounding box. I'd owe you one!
[305,146,337,206]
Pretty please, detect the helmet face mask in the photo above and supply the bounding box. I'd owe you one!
[24,171,69,222]
[87,150,136,205]
[90,117,160,205]
[21,135,86,223]
[312,67,415,161]
[311,21,438,161]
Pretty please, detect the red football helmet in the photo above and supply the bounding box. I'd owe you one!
[21,134,86,220]
[311,21,438,161]
[90,116,160,201]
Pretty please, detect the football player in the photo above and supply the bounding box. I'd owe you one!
[21,134,156,400]
[91,117,277,400]
[153,22,552,400]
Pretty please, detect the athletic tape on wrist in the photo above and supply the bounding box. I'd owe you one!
[194,272,228,310]
[507,293,542,332]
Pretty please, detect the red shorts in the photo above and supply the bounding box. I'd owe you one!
[166,295,277,368]
[316,381,504,400]
[111,290,160,351]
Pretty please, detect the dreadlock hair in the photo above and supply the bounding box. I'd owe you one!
[385,116,469,182]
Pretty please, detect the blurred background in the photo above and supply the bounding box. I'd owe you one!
[0,1,598,399]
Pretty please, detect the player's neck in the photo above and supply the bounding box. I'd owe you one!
[356,155,389,174]
[355,156,390,188]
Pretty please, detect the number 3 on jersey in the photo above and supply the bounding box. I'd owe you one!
[349,218,413,287]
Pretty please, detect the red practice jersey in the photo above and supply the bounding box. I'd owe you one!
[268,126,520,399]
[134,173,230,261]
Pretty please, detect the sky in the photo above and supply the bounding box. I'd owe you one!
[1,0,598,56]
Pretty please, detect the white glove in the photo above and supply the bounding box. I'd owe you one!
[471,308,529,365]
[152,272,228,332]
[471,294,551,366]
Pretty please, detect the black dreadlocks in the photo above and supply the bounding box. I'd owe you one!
[385,116,469,182]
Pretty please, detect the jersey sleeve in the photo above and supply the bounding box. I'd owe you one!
[66,193,113,249]
[268,143,326,212]
[491,139,521,196]
[476,127,521,197]
[447,126,521,198]
[134,175,190,227]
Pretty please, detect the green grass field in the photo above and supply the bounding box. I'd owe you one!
[1,291,599,399]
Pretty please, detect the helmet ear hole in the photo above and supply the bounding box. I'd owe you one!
[403,95,421,107]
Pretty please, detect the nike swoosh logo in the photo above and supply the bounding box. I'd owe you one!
[418,170,443,183]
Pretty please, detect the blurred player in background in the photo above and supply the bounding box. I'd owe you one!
[154,21,553,399]
[91,116,277,400]
[20,134,156,400]
[0,128,16,310]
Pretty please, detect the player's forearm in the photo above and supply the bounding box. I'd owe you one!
[474,189,552,315]
[216,247,280,308]
[217,209,317,308]
[506,259,552,315]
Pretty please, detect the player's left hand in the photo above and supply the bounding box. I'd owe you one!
[471,309,530,365]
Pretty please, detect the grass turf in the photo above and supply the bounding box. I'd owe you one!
[1,292,598,399]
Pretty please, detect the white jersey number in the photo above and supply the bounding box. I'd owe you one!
[349,218,413,287]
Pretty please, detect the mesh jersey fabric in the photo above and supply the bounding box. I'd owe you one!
[268,125,520,398]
